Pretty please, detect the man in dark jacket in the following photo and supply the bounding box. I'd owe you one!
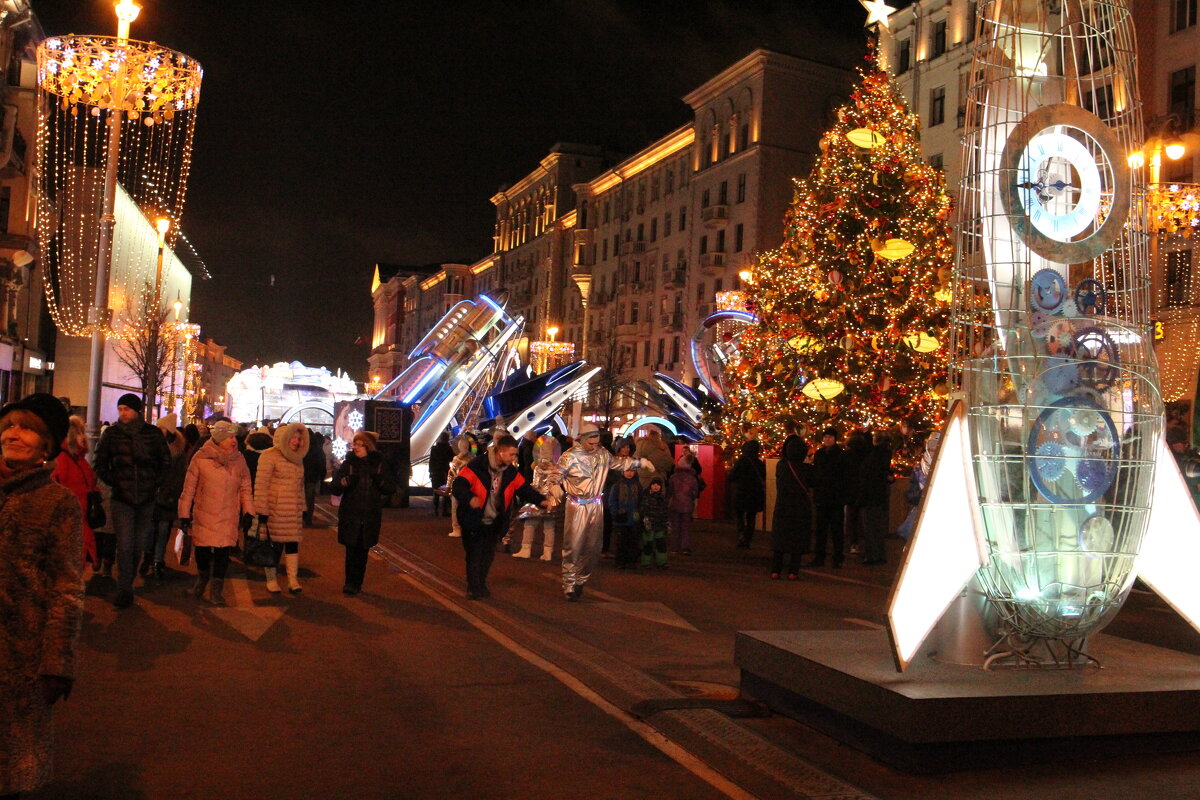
[93,393,172,608]
[428,430,455,517]
[452,434,549,600]
[857,432,894,565]
[810,427,847,567]
[302,431,327,526]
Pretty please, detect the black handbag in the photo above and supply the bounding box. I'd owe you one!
[242,522,283,568]
[86,490,106,529]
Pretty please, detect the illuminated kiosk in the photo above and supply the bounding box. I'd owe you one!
[226,362,361,434]
[735,1,1200,771]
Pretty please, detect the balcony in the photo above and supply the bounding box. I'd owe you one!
[660,312,683,332]
[701,204,729,228]
[620,240,647,255]
[616,320,651,337]
[662,268,687,289]
[699,251,726,272]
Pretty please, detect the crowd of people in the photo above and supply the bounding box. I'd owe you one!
[1,384,916,799]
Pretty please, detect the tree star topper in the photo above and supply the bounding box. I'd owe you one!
[859,0,896,28]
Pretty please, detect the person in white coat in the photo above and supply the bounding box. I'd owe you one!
[253,422,310,594]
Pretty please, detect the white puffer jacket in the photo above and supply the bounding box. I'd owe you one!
[253,422,309,543]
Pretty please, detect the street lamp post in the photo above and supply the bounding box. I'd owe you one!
[144,217,170,420]
[569,267,592,437]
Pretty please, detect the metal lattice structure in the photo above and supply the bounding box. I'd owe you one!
[950,0,1160,643]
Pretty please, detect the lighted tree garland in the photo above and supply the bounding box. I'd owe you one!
[720,44,953,468]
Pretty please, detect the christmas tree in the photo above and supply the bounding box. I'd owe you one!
[721,43,954,468]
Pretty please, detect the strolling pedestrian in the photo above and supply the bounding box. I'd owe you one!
[428,430,454,517]
[177,421,254,606]
[771,427,814,580]
[50,415,98,572]
[144,414,187,580]
[302,430,327,526]
[331,430,395,595]
[667,451,702,554]
[640,476,669,568]
[512,435,563,561]
[843,429,872,557]
[857,431,894,564]
[557,422,641,600]
[810,427,847,567]
[451,434,548,599]
[606,457,643,568]
[729,439,766,548]
[243,426,273,487]
[0,393,82,800]
[93,392,171,609]
[634,425,674,487]
[254,421,311,594]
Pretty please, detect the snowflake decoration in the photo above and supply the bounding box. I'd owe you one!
[331,438,348,461]
[347,410,364,432]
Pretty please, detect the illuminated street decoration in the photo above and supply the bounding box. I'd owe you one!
[226,362,360,429]
[887,0,1200,671]
[35,31,202,336]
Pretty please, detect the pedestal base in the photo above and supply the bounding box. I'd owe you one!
[736,630,1200,773]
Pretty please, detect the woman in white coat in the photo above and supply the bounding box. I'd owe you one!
[254,422,309,594]
[177,421,254,606]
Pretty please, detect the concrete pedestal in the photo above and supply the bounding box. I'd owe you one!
[736,629,1200,773]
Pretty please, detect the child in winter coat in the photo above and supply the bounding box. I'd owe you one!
[606,465,643,568]
[640,476,669,568]
[514,435,563,561]
[667,451,703,554]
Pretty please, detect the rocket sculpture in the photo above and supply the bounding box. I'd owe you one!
[887,0,1200,670]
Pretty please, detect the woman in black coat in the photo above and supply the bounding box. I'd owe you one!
[729,439,766,548]
[330,431,396,595]
[770,429,814,578]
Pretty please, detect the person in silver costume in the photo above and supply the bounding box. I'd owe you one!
[557,422,642,601]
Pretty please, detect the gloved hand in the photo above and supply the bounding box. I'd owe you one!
[179,518,192,532]
[240,513,253,533]
[39,675,73,705]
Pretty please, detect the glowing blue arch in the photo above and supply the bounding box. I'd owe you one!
[618,416,679,439]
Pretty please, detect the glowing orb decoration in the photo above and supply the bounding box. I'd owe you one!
[801,378,845,400]
[846,127,886,148]
[872,238,915,260]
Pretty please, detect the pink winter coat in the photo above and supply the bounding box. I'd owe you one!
[177,441,254,548]
[253,422,309,544]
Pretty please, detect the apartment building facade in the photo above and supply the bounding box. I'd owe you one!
[370,49,852,416]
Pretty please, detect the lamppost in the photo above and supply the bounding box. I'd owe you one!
[569,267,593,436]
[34,0,202,441]
[143,217,170,420]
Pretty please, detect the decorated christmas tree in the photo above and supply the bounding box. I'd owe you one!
[721,43,954,468]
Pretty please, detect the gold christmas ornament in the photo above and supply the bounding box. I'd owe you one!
[872,238,915,260]
[846,127,886,149]
[802,378,846,400]
[903,333,941,353]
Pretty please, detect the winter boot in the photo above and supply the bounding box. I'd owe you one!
[541,529,557,561]
[264,566,282,594]
[541,545,555,562]
[284,552,303,594]
[208,578,226,607]
[512,544,533,559]
[190,570,210,599]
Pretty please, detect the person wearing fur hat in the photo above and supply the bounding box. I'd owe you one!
[330,430,395,595]
[93,392,172,609]
[0,393,83,799]
[253,421,310,594]
[177,421,254,606]
[556,422,642,601]
[242,426,274,488]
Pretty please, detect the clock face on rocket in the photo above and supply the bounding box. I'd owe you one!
[999,103,1131,264]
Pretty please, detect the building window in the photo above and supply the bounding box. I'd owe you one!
[719,180,728,205]
[664,212,672,237]
[671,336,680,365]
[737,173,746,203]
[735,223,744,252]
[637,223,645,241]
[697,282,706,303]
[680,206,687,230]
[929,153,944,171]
[1170,65,1196,123]
[651,177,660,201]
[739,122,749,150]
[716,230,726,252]
[666,169,674,193]
[896,39,911,74]
[701,189,710,209]
[650,218,658,241]
[0,187,9,234]
[931,18,947,58]
[604,201,611,224]
[602,240,608,261]
[657,339,665,365]
[631,304,639,324]
[643,340,651,366]
[1172,0,1198,32]
[930,86,946,127]
[699,235,708,255]
[1167,250,1193,306]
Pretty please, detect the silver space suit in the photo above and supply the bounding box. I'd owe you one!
[557,443,640,596]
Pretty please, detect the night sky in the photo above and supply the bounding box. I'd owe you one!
[35,0,880,380]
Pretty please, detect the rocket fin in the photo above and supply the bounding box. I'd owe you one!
[1135,439,1200,635]
[886,402,988,672]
